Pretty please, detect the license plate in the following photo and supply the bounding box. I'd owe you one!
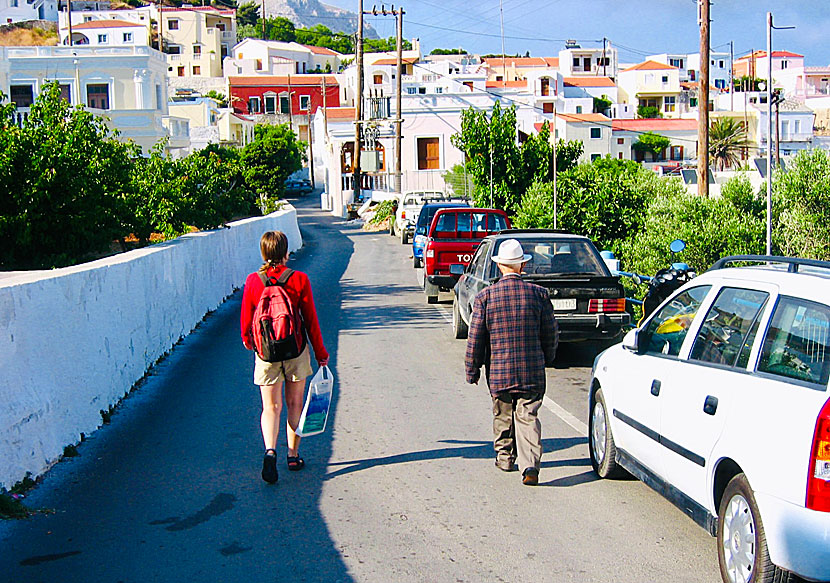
[551,298,576,311]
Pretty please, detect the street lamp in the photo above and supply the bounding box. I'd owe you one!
[765,11,794,256]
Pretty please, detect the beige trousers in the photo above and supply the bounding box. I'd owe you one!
[492,392,543,473]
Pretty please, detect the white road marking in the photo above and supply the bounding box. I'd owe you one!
[543,395,589,437]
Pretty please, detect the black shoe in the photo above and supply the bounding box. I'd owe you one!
[522,468,539,486]
[262,449,278,484]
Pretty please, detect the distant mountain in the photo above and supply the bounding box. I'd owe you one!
[264,0,379,39]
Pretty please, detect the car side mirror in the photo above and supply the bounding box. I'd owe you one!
[449,264,464,276]
[622,329,640,353]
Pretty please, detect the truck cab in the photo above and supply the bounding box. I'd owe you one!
[423,207,510,304]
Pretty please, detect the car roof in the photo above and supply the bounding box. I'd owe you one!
[483,229,593,242]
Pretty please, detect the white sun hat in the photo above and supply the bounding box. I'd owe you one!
[492,239,532,265]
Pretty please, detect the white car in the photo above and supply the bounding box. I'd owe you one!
[589,255,830,583]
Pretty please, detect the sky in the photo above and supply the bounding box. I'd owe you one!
[322,0,830,67]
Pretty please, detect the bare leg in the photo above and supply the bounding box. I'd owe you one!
[259,383,284,451]
[284,379,306,457]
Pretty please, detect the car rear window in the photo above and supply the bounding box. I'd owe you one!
[757,296,830,386]
[431,210,506,239]
[521,240,606,276]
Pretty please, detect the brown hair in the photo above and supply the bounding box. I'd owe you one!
[259,231,289,272]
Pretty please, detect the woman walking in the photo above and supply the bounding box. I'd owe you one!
[240,231,329,484]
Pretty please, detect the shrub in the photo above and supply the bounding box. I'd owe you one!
[773,149,830,260]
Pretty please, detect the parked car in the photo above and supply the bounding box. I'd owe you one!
[423,207,510,304]
[588,255,830,583]
[389,190,444,245]
[411,201,469,268]
[284,178,312,196]
[452,230,630,342]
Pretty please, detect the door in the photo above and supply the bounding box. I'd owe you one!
[611,285,712,477]
[458,240,491,322]
[660,285,771,507]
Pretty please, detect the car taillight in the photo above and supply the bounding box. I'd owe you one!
[807,397,830,512]
[401,210,406,219]
[588,298,626,313]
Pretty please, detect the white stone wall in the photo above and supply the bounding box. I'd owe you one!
[0,208,301,490]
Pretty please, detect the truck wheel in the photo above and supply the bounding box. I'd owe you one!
[589,388,626,479]
[452,298,468,339]
[425,280,439,304]
[400,228,408,245]
[413,256,421,269]
[717,474,779,583]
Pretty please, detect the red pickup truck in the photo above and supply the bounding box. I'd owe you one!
[423,207,510,303]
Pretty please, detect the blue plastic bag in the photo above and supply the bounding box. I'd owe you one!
[297,365,333,437]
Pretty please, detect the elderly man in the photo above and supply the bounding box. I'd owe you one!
[465,239,559,486]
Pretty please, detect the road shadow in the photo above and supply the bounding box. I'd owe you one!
[0,199,357,583]
[324,437,588,481]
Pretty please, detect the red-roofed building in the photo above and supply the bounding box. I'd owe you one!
[483,55,559,84]
[228,74,340,142]
[558,43,618,79]
[532,113,613,163]
[60,19,150,47]
[733,50,806,98]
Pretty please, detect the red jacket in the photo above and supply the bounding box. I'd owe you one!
[240,265,329,363]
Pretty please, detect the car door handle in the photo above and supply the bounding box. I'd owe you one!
[650,380,661,396]
[703,395,718,416]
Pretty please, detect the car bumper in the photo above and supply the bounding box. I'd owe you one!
[555,313,631,341]
[427,274,459,289]
[756,491,830,581]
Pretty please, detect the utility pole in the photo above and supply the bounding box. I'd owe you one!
[307,110,315,189]
[322,76,328,135]
[287,73,293,132]
[766,12,773,254]
[552,100,557,229]
[499,0,506,82]
[602,37,607,77]
[261,0,266,39]
[774,90,781,168]
[67,0,73,47]
[697,0,710,197]
[353,0,364,207]
[157,0,163,52]
[395,6,404,194]
[730,40,734,111]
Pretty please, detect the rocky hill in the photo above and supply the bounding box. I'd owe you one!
[264,0,378,39]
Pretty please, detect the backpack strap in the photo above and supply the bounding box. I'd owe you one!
[258,271,276,287]
[275,268,294,286]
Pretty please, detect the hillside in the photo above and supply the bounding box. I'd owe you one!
[0,22,58,46]
[264,0,378,39]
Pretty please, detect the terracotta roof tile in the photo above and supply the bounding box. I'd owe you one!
[67,19,141,29]
[622,60,678,72]
[563,76,615,87]
[371,56,418,66]
[325,107,356,120]
[485,80,528,89]
[611,118,697,131]
[303,45,340,56]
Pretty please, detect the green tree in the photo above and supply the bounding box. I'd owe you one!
[294,24,352,54]
[632,131,670,161]
[593,95,612,114]
[236,2,259,27]
[637,105,662,119]
[709,117,750,170]
[241,124,303,212]
[773,149,830,260]
[0,83,136,269]
[265,16,296,42]
[204,90,228,108]
[514,158,676,252]
[430,48,466,55]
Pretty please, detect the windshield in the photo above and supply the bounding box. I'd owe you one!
[487,239,608,278]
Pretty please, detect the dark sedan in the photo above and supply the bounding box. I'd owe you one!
[451,230,630,343]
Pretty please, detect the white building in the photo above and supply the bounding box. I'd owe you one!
[226,39,343,78]
[0,0,57,24]
[60,19,149,47]
[611,118,697,165]
[1,44,187,154]
[558,42,618,79]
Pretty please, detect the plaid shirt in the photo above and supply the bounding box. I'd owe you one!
[465,274,558,395]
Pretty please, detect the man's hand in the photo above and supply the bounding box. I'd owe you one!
[318,357,329,367]
[467,371,480,385]
[243,336,254,351]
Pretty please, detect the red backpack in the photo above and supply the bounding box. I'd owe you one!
[252,268,307,362]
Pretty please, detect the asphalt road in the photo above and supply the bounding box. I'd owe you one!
[0,197,722,583]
